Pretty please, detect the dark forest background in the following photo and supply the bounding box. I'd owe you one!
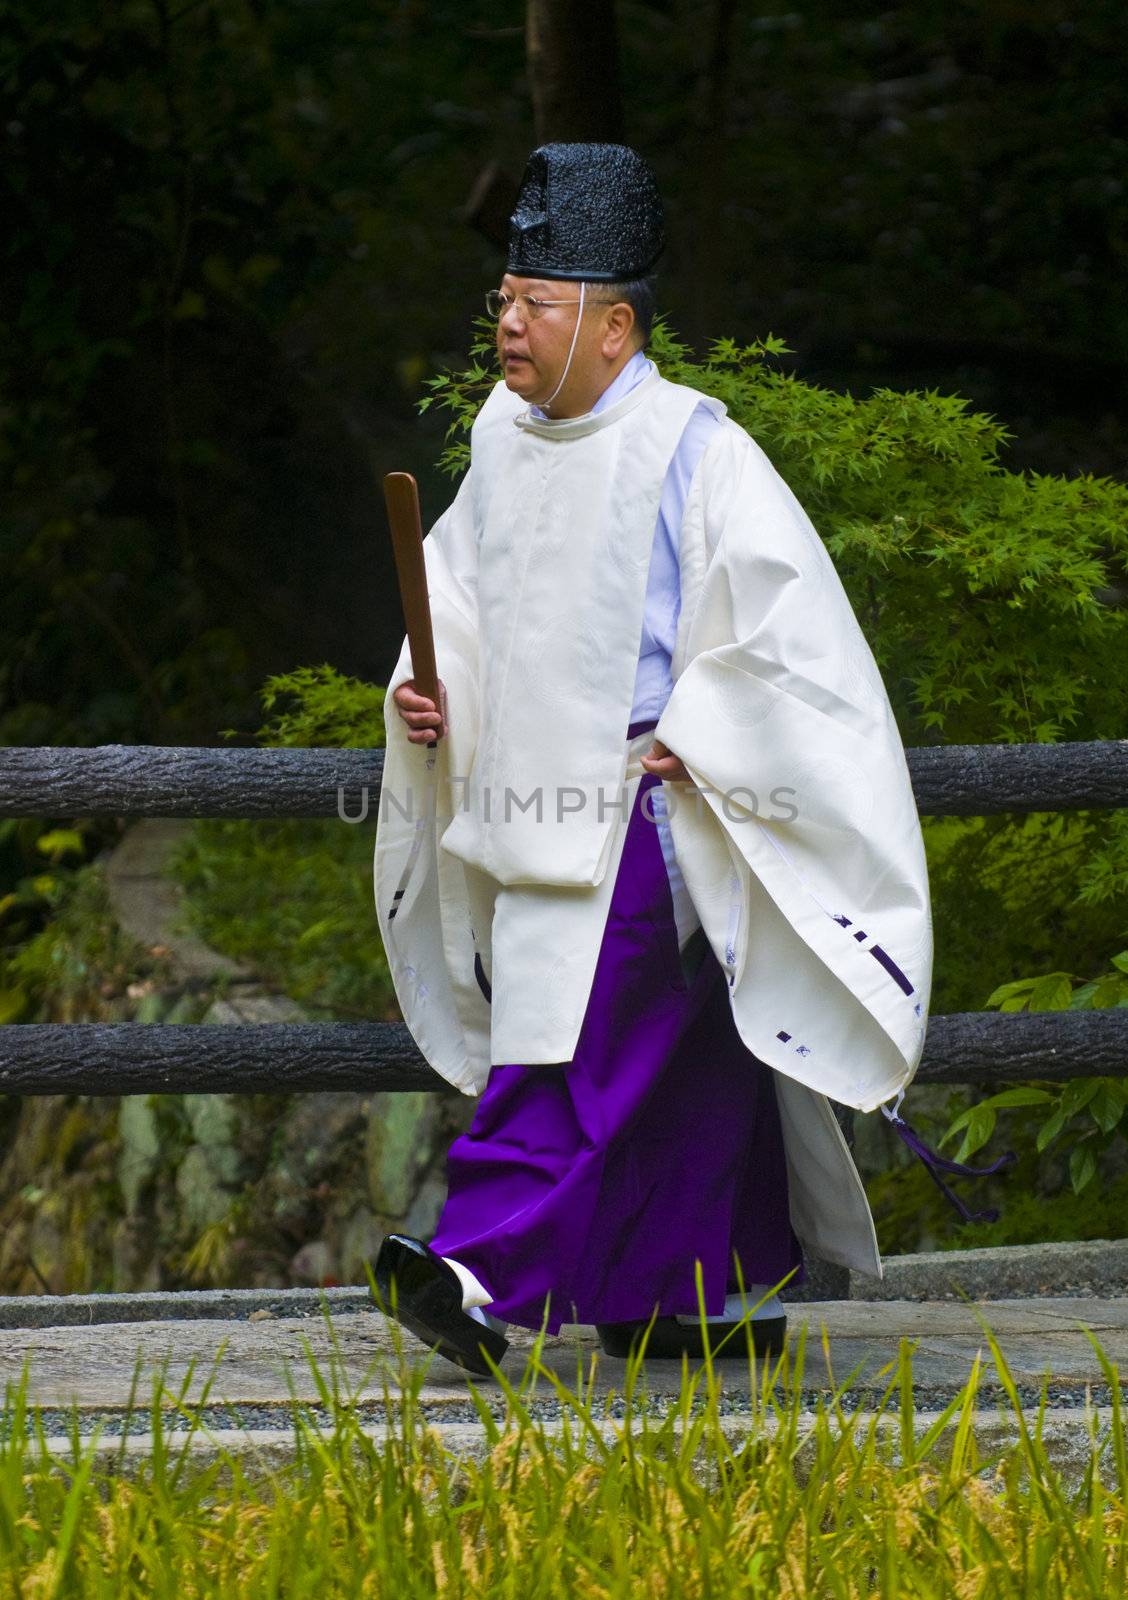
[4,0,1125,752]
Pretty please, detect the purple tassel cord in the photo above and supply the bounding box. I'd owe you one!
[881,1099,1016,1225]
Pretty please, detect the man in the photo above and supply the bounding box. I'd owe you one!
[372,143,933,1376]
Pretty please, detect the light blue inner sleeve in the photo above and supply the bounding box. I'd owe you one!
[532,346,721,949]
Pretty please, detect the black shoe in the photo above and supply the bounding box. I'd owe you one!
[370,1234,509,1378]
[595,1312,787,1361]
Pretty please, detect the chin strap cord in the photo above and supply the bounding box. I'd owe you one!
[880,1089,1017,1224]
[538,280,586,412]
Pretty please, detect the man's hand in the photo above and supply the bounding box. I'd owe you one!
[393,678,448,745]
[640,738,691,783]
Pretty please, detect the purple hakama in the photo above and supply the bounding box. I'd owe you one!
[429,734,805,1335]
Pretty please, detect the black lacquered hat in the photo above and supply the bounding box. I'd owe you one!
[506,142,665,283]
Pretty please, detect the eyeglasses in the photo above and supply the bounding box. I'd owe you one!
[485,288,597,320]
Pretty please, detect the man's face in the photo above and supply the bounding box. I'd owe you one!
[494,272,591,404]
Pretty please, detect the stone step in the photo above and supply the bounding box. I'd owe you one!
[8,1296,1122,1488]
[6,1296,1125,1410]
[5,1235,1128,1333]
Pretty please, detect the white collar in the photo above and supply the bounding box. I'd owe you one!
[513,365,662,440]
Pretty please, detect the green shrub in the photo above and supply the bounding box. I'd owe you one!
[169,664,396,1019]
[0,860,169,1025]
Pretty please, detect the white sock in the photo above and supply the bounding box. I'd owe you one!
[675,1288,784,1325]
[442,1255,494,1310]
[441,1256,508,1335]
[466,1305,509,1334]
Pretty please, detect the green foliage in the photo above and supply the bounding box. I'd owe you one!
[938,952,1128,1194]
[167,817,394,1021]
[0,861,170,1025]
[170,662,394,1019]
[0,1327,1125,1594]
[417,320,500,479]
[218,663,387,750]
[942,1168,1128,1252]
[871,1116,1128,1256]
[918,811,1128,1019]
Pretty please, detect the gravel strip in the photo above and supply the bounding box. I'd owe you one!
[12,1378,1127,1442]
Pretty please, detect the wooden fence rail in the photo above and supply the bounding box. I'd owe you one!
[2,739,1127,819]
[0,1010,1126,1098]
[0,740,1126,1097]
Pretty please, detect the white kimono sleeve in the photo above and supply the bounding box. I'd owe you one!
[654,425,933,1112]
[374,468,493,1095]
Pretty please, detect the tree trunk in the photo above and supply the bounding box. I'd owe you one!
[526,0,625,143]
[685,0,738,345]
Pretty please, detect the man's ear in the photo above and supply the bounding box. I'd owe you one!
[601,300,637,358]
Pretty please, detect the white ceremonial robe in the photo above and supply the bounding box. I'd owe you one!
[373,364,934,1279]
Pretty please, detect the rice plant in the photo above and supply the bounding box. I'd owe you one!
[0,1303,1123,1597]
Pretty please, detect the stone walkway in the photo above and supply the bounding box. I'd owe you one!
[3,1294,1122,1481]
[6,1295,1124,1412]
